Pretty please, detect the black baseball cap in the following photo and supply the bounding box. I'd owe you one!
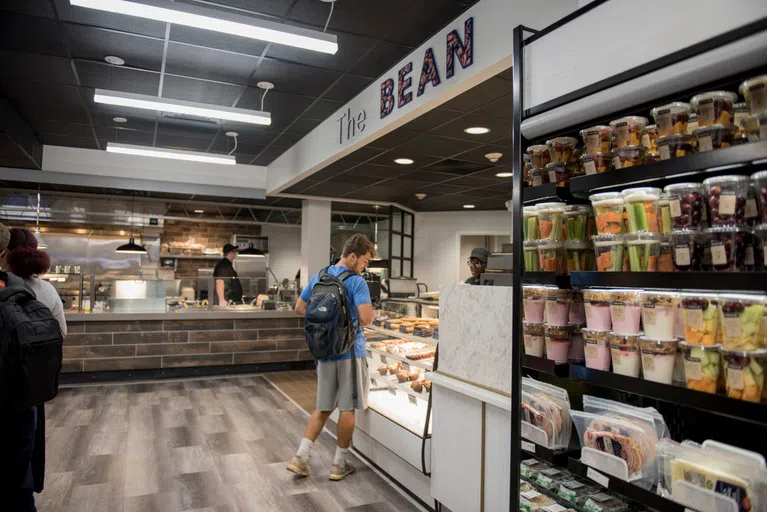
[470,248,489,263]
[223,243,238,255]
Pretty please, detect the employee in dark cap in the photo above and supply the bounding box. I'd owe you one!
[214,243,243,306]
[465,248,489,285]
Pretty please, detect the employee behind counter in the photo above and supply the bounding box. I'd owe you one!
[465,248,488,285]
[214,243,244,305]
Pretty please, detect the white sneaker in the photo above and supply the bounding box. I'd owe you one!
[329,461,356,481]
[286,455,311,477]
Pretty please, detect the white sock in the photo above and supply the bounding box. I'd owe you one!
[334,446,350,468]
[297,438,313,460]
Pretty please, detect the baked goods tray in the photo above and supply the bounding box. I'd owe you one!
[365,345,434,371]
[369,374,430,402]
[366,325,438,346]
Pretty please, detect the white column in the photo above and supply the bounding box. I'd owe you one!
[300,199,331,288]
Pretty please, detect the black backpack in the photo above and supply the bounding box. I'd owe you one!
[0,271,64,409]
[304,267,357,361]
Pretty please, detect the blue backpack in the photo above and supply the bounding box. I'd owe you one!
[304,267,357,361]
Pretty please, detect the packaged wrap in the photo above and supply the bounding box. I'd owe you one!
[521,377,572,450]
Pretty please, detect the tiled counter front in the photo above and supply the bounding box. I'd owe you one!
[62,316,311,372]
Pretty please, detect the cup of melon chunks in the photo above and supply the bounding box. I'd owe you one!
[622,187,661,233]
[535,202,566,241]
[719,294,765,350]
[593,234,625,271]
[625,232,661,271]
[590,192,625,235]
[721,348,766,402]
[681,342,721,394]
[680,292,719,345]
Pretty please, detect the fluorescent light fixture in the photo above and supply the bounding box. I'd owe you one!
[464,127,490,135]
[463,204,476,209]
[495,172,513,178]
[394,158,414,165]
[107,142,236,165]
[194,209,204,214]
[70,0,338,54]
[94,89,271,125]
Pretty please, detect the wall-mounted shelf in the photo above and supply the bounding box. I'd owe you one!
[521,272,571,288]
[366,325,438,347]
[569,271,767,292]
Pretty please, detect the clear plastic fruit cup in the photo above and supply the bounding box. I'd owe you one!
[742,112,767,142]
[663,183,705,230]
[565,240,593,274]
[526,144,550,170]
[658,235,675,272]
[613,145,647,169]
[535,202,567,241]
[593,234,625,272]
[622,187,661,233]
[752,171,767,224]
[694,125,737,152]
[625,232,661,272]
[651,102,691,136]
[705,226,748,272]
[642,124,658,152]
[523,206,539,241]
[580,125,613,154]
[582,329,611,371]
[703,175,750,226]
[746,184,759,227]
[544,325,572,364]
[640,290,679,340]
[590,192,625,235]
[609,289,642,335]
[546,162,570,187]
[721,348,767,402]
[734,102,749,137]
[690,91,738,126]
[679,342,720,394]
[640,337,679,384]
[609,332,643,377]
[538,239,566,274]
[739,75,767,114]
[680,292,719,346]
[580,152,615,176]
[718,294,765,350]
[610,116,648,148]
[523,322,546,357]
[687,113,699,135]
[530,168,549,187]
[583,289,613,331]
[522,285,547,323]
[545,288,572,327]
[524,240,540,271]
[546,137,578,163]
[755,223,767,271]
[670,229,705,272]
[657,134,695,160]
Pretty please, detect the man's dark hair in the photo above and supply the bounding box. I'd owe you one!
[342,234,376,258]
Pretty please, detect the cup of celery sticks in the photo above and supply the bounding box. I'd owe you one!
[535,202,566,241]
[564,205,592,241]
[524,240,540,271]
[523,206,539,241]
[622,187,662,233]
[593,234,626,271]
[625,232,661,271]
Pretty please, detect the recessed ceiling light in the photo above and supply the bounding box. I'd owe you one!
[464,127,490,135]
[495,172,513,178]
[194,209,204,213]
[394,158,414,165]
[104,55,125,66]
[113,116,127,123]
[463,204,476,209]
[72,0,339,54]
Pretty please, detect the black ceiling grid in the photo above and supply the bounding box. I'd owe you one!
[280,71,514,212]
[0,0,480,170]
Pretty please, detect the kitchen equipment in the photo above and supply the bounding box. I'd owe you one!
[388,277,419,298]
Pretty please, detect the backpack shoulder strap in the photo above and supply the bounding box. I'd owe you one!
[337,270,354,282]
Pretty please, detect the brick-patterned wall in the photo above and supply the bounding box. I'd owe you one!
[161,220,261,277]
[63,317,310,372]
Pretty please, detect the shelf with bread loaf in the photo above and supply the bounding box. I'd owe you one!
[366,372,433,436]
[366,324,439,347]
[366,343,435,372]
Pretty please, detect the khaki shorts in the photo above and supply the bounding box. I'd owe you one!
[316,357,369,412]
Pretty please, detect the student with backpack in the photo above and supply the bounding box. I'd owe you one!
[287,234,375,481]
[0,226,66,511]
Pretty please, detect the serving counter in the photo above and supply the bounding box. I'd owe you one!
[62,310,312,376]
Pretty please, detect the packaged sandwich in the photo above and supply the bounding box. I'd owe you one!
[521,377,572,450]
[657,438,767,512]
[521,458,551,481]
[582,395,670,440]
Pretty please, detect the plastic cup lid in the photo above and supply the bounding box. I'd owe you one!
[590,191,623,202]
[625,232,662,244]
[705,225,747,234]
[690,91,738,107]
[692,124,738,136]
[663,182,702,194]
[739,75,767,96]
[579,125,612,137]
[535,202,566,212]
[651,102,690,117]
[546,136,578,146]
[592,234,625,246]
[751,170,767,181]
[609,116,648,127]
[702,175,749,186]
[657,133,695,145]
[526,144,548,153]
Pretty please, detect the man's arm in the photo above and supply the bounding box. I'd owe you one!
[357,303,374,327]
[295,297,307,316]
[215,279,226,305]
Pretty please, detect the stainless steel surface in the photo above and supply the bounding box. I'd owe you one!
[234,255,267,297]
[480,272,514,286]
[388,277,418,297]
[487,253,514,272]
[43,233,160,278]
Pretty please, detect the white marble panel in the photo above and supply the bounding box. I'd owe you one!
[438,284,513,395]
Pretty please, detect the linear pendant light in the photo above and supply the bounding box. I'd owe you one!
[107,142,237,165]
[70,0,338,54]
[94,89,271,126]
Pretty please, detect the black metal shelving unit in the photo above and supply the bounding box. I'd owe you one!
[510,11,767,512]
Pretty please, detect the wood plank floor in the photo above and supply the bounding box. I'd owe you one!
[37,374,423,512]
